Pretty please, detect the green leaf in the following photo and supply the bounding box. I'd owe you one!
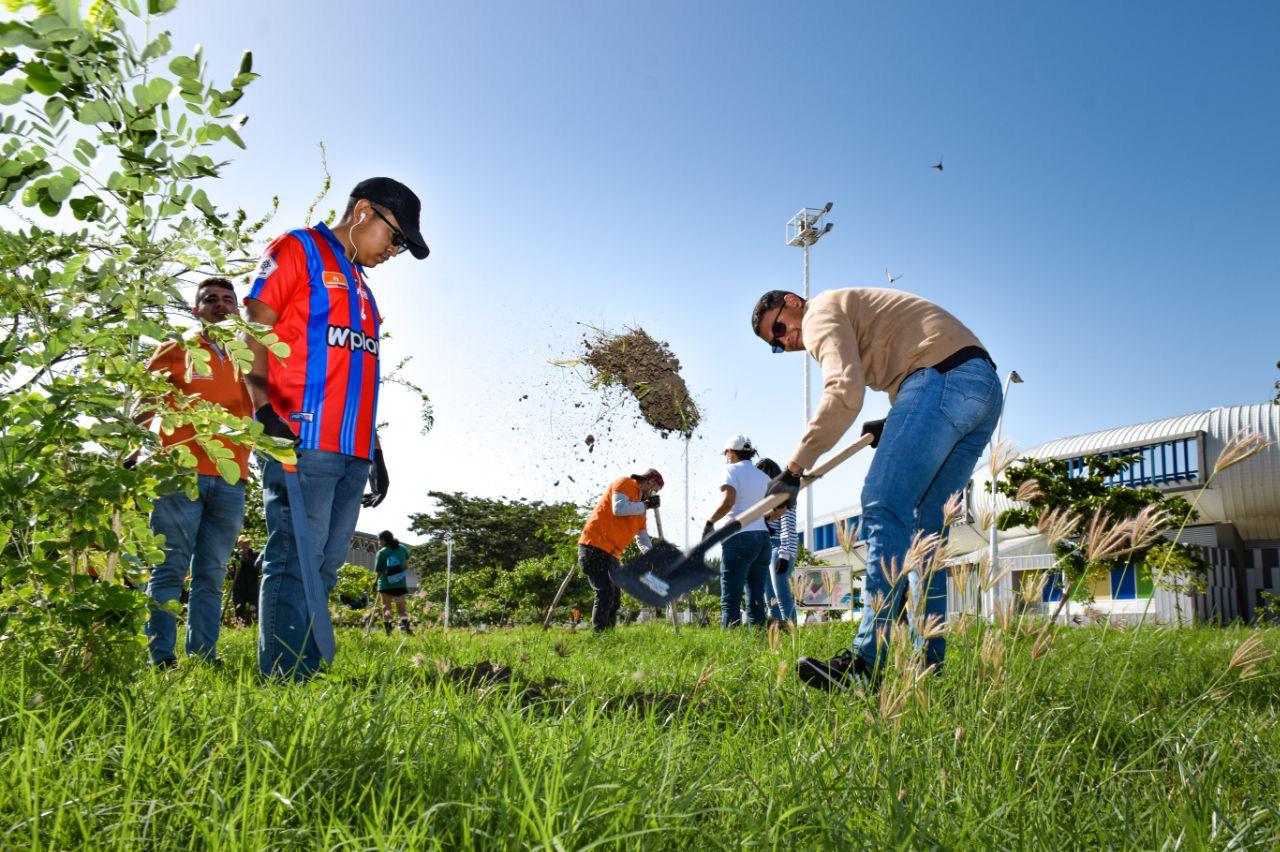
[0,82,25,106]
[216,457,241,484]
[237,50,252,75]
[147,0,179,14]
[223,126,245,149]
[168,55,198,78]
[46,176,74,202]
[77,99,115,124]
[22,61,60,95]
[147,77,174,104]
[268,342,291,358]
[141,30,172,61]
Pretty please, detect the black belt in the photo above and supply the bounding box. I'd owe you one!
[931,345,995,374]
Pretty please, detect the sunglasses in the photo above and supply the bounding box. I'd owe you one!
[370,206,411,254]
[767,305,787,353]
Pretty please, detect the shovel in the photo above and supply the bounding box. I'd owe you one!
[613,431,876,608]
[280,462,337,665]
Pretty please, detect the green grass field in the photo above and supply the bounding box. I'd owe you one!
[2,621,1278,849]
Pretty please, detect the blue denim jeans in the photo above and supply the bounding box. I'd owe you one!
[258,449,368,680]
[852,357,1002,672]
[766,539,797,622]
[720,530,771,628]
[146,475,246,664]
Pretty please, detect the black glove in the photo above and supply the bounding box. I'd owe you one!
[256,404,300,447]
[765,470,802,506]
[644,494,661,509]
[702,521,715,541]
[774,557,791,575]
[362,448,389,507]
[861,418,886,449]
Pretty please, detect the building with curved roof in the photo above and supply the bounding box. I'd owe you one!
[804,403,1280,625]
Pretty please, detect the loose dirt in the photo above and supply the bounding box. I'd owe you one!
[578,327,701,438]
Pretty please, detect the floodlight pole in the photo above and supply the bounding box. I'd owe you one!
[984,370,1023,617]
[787,203,834,553]
[443,534,454,628]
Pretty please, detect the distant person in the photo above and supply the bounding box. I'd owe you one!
[578,469,664,632]
[375,530,413,635]
[756,458,798,626]
[703,435,771,628]
[231,536,260,624]
[752,287,1001,688]
[136,277,253,668]
[243,177,429,680]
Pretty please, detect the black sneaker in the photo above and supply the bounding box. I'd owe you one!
[152,657,178,671]
[798,651,882,692]
[797,650,854,690]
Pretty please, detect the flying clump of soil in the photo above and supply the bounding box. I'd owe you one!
[577,327,701,438]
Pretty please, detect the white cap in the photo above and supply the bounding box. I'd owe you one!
[723,433,754,452]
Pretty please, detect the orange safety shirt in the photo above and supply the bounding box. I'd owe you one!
[147,336,253,478]
[580,476,648,558]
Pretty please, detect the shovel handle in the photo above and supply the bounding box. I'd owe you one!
[730,432,875,532]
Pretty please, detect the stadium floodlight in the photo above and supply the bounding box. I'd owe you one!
[785,203,834,551]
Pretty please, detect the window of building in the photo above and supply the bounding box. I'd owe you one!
[1063,435,1201,489]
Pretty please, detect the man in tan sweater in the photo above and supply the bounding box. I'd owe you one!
[752,287,1003,689]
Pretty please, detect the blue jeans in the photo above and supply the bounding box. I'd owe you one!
[852,358,1002,672]
[146,475,246,664]
[258,449,368,680]
[720,530,771,628]
[766,539,797,622]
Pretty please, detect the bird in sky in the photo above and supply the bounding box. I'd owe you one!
[931,156,944,172]
[885,267,903,285]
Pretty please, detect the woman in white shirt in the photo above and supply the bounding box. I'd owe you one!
[703,434,772,627]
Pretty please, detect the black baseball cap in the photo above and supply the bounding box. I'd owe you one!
[350,177,429,259]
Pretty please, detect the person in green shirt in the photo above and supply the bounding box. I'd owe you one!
[375,530,413,636]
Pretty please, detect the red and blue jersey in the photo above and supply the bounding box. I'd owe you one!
[246,222,381,460]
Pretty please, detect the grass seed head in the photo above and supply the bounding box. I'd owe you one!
[1227,633,1274,680]
[1037,507,1082,548]
[942,491,966,528]
[1213,430,1272,477]
[1014,478,1042,503]
[988,439,1019,480]
[1083,510,1131,562]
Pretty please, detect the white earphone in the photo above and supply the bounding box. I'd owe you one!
[358,212,367,223]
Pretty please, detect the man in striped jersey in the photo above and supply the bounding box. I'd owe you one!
[243,177,429,679]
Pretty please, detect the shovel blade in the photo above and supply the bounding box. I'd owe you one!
[612,540,717,608]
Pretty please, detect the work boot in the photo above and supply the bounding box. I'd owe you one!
[400,618,413,635]
[383,620,393,636]
[797,651,882,692]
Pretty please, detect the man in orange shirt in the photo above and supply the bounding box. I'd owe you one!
[141,277,253,667]
[578,469,664,632]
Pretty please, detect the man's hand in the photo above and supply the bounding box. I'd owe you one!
[774,556,791,575]
[255,404,300,447]
[702,521,715,541]
[861,418,886,449]
[765,470,802,506]
[644,494,661,509]
[362,449,389,508]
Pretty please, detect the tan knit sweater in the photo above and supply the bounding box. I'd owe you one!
[789,288,985,470]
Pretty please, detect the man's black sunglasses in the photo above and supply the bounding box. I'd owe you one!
[370,206,411,253]
[768,305,787,353]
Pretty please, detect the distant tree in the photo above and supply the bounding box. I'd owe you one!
[994,453,1207,623]
[407,491,589,624]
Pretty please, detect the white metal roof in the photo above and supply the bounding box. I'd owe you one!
[830,403,1280,543]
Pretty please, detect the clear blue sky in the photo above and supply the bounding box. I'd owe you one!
[161,0,1279,545]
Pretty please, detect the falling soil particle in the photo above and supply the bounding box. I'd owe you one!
[585,434,595,453]
[578,327,701,438]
